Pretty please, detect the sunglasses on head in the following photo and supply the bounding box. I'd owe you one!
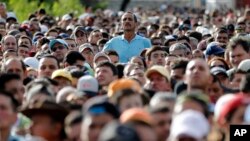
[51,46,65,52]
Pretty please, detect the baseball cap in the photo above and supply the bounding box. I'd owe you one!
[49,39,68,52]
[145,65,170,81]
[51,69,73,83]
[93,52,111,63]
[84,96,120,118]
[237,59,250,73]
[218,94,250,125]
[79,43,94,53]
[62,14,72,21]
[24,57,39,70]
[169,110,209,140]
[205,42,224,57]
[120,108,153,126]
[77,75,99,97]
[210,66,228,76]
[98,121,140,141]
[107,78,142,97]
[6,12,17,22]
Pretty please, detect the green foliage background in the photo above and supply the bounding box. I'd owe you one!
[2,0,108,22]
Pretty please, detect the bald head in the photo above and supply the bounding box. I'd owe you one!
[185,59,211,91]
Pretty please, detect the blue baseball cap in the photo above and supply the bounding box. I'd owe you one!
[49,39,68,51]
[205,42,224,57]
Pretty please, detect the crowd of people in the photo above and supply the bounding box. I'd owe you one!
[1,1,250,141]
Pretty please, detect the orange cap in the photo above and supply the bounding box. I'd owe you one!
[108,78,142,97]
[120,108,153,126]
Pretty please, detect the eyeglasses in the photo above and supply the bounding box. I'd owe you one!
[51,46,65,52]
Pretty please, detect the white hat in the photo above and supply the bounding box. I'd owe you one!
[62,14,72,21]
[169,110,210,140]
[238,59,250,72]
[77,75,99,97]
[24,57,39,70]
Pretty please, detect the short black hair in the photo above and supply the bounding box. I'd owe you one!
[0,89,19,111]
[170,58,189,73]
[188,31,202,42]
[64,51,85,65]
[96,61,118,76]
[104,50,119,57]
[40,54,60,68]
[177,35,190,43]
[0,73,21,90]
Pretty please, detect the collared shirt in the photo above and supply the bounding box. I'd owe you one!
[103,34,151,63]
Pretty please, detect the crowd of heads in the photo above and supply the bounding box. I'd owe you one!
[1,1,250,141]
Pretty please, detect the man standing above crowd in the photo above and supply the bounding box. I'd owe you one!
[103,12,151,63]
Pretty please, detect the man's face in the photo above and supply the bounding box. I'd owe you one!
[152,112,172,141]
[5,59,25,80]
[171,68,185,82]
[51,43,68,62]
[129,68,146,85]
[229,45,250,67]
[95,66,116,87]
[30,114,59,141]
[81,49,94,65]
[119,94,143,113]
[5,79,24,104]
[3,36,17,52]
[38,57,59,78]
[230,72,244,89]
[148,72,171,92]
[165,56,177,72]
[18,47,29,58]
[75,31,87,46]
[18,38,32,49]
[89,31,102,44]
[81,114,114,141]
[185,59,210,90]
[148,50,166,67]
[0,94,17,129]
[215,32,228,45]
[65,39,77,51]
[109,55,119,64]
[121,13,136,32]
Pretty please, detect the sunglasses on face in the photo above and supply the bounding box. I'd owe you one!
[51,46,65,52]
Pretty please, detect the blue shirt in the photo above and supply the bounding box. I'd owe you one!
[103,34,151,63]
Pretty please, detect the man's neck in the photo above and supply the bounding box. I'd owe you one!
[0,128,11,141]
[124,31,136,42]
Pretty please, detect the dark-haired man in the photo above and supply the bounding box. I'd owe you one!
[95,62,118,90]
[103,12,151,63]
[0,90,20,141]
